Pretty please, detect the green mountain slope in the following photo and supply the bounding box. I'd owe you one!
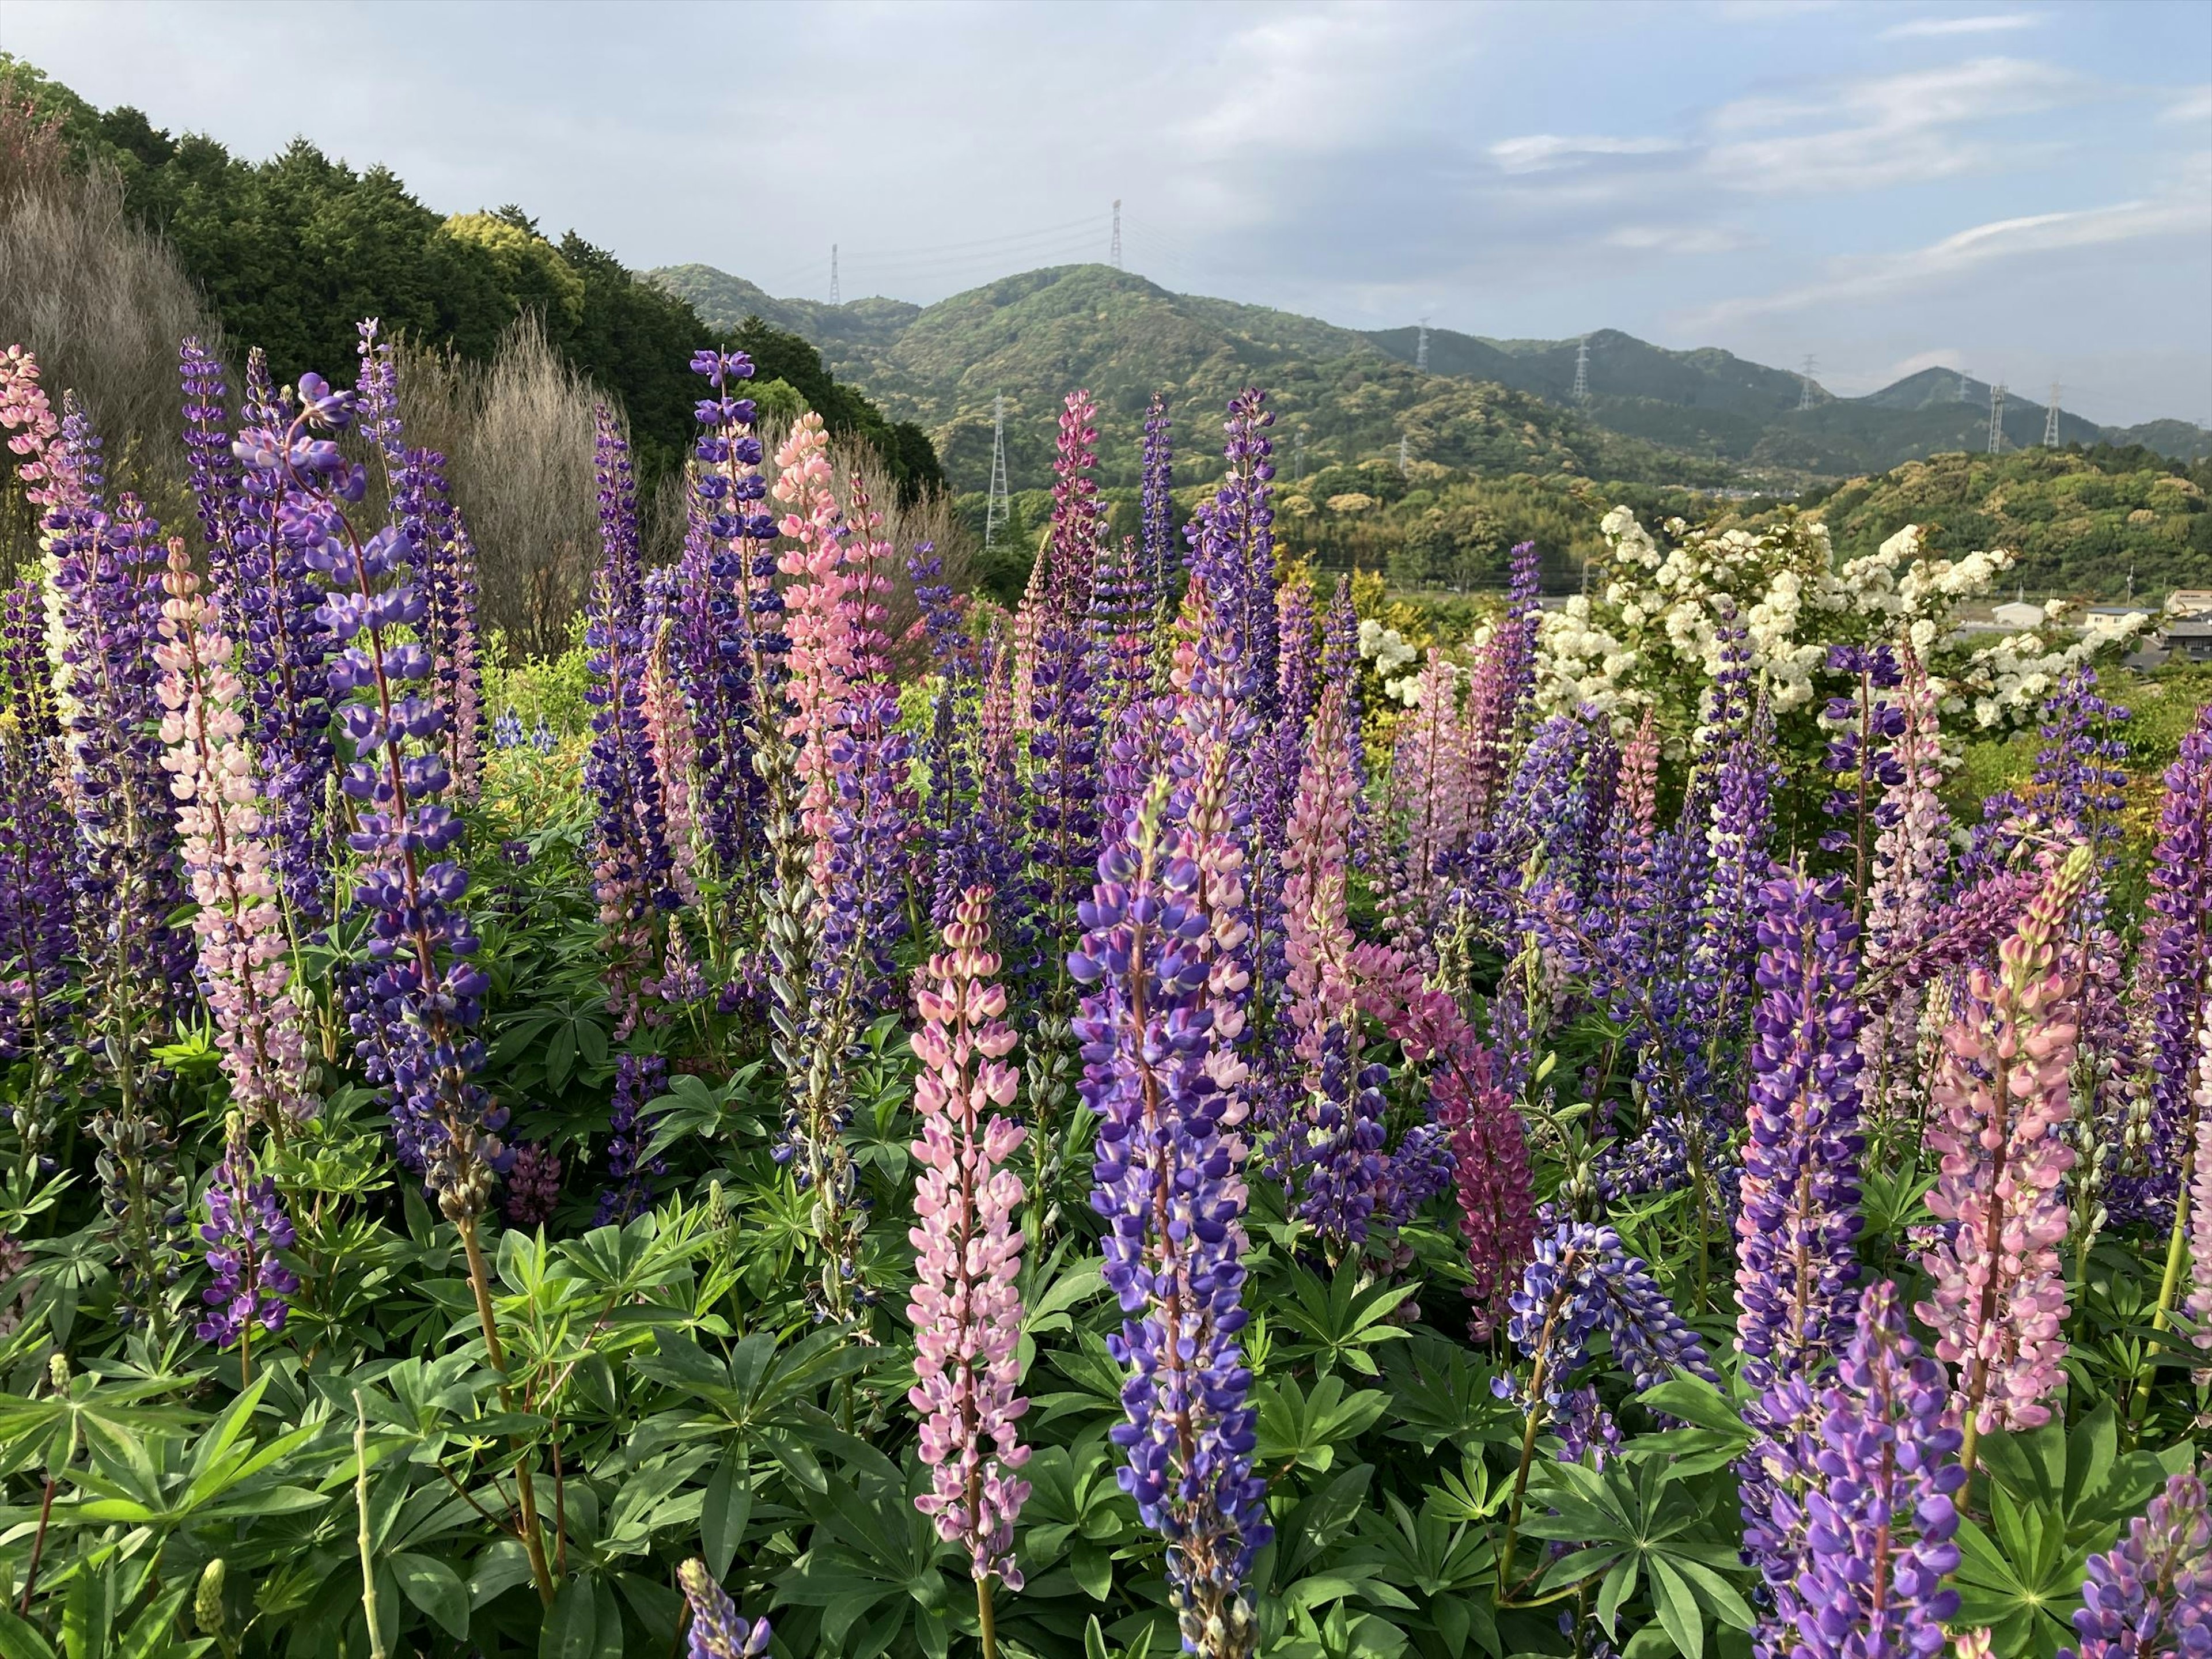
[654,262,1732,493]
[1365,328,2209,472]
[1801,446,2212,600]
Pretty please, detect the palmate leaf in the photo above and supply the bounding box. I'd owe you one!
[1270,1266,1413,1377]
[1253,1373,1388,1474]
[1946,1404,2172,1658]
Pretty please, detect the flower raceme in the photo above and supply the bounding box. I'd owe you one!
[1916,842,2094,1460]
[906,887,1031,1591]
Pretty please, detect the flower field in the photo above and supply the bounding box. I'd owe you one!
[0,326,2205,1659]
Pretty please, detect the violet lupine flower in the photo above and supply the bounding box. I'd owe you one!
[195,1128,300,1357]
[596,1052,668,1226]
[680,347,781,901]
[1735,871,1865,1395]
[1916,843,2092,1453]
[2137,703,2212,1215]
[244,366,507,1219]
[1141,391,1175,597]
[1294,1027,1391,1253]
[2057,1472,2210,1659]
[40,396,195,1036]
[502,1143,562,1230]
[1399,989,1533,1339]
[1188,391,1278,726]
[584,410,677,1039]
[0,581,71,1069]
[493,709,525,749]
[154,544,314,1127]
[1072,775,1269,1657]
[1758,1280,1964,1659]
[1816,643,1905,865]
[907,887,1031,1588]
[2033,666,2130,857]
[676,1560,771,1659]
[199,342,332,930]
[179,336,243,565]
[1501,1222,1717,1433]
[357,323,483,796]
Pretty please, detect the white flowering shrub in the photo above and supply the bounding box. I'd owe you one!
[1530,509,2154,747]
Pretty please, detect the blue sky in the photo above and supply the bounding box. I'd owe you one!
[6,0,2207,425]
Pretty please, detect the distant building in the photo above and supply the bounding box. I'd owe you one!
[2125,591,2212,668]
[1991,601,2047,630]
[2164,613,2212,663]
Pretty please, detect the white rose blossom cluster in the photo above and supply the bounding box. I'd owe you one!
[1529,509,2153,740]
[1358,616,1423,706]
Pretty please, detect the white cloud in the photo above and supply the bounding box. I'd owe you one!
[1682,188,2212,325]
[1488,134,1685,173]
[1704,56,2083,194]
[1604,224,1752,255]
[1879,13,2040,40]
[2163,85,2212,127]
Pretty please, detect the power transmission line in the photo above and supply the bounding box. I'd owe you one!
[1571,338,1590,402]
[1416,318,1429,374]
[830,244,840,306]
[1987,381,2006,454]
[2043,382,2061,448]
[1111,200,1122,271]
[1798,355,1819,412]
[984,393,1010,548]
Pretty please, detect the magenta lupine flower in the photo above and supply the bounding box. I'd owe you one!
[502,1143,563,1230]
[1735,871,1866,1394]
[906,886,1031,1589]
[196,1127,300,1363]
[1916,843,2092,1452]
[1282,683,1358,1073]
[1048,390,1105,622]
[1750,1280,1964,1659]
[2058,1472,2209,1659]
[154,545,314,1127]
[1388,650,1473,953]
[1399,989,1533,1339]
[1858,649,1949,1123]
[676,1560,771,1659]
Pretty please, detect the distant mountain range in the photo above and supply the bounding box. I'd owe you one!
[652,262,2211,494]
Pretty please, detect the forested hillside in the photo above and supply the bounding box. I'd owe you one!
[0,55,941,498]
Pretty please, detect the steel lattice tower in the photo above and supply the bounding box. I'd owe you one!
[984,393,1010,548]
[1988,382,2006,453]
[830,244,840,306]
[2043,382,2061,448]
[1798,355,1819,412]
[1416,319,1429,373]
[1571,338,1590,402]
[1110,201,1122,270]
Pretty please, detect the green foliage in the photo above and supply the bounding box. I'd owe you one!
[0,56,940,503]
[1802,445,2212,601]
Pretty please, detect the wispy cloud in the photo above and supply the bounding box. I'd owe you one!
[1487,133,1685,173]
[2164,85,2212,127]
[1703,56,2082,194]
[1879,12,2040,40]
[1605,224,1752,255]
[1683,187,2212,326]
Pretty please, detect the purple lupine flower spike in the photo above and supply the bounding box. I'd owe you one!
[596,1052,668,1225]
[676,1560,771,1659]
[240,354,507,1217]
[195,1122,300,1372]
[0,580,73,1076]
[2057,1471,2210,1659]
[2139,703,2212,1216]
[1751,1280,1965,1659]
[1734,870,1865,1393]
[1074,768,1268,1656]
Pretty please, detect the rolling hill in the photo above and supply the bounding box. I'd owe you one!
[654,262,2212,493]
